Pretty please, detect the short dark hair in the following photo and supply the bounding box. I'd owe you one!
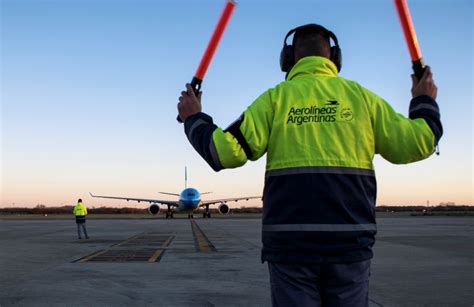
[78,198,82,203]
[293,27,331,61]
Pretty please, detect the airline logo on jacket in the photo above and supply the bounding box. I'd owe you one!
[286,100,353,125]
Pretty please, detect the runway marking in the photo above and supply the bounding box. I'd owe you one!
[78,249,107,263]
[84,249,158,262]
[75,233,175,263]
[148,234,175,262]
[190,220,216,253]
[162,235,175,247]
[148,249,164,262]
[113,233,144,247]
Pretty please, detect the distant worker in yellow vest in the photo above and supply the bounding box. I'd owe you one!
[73,198,89,239]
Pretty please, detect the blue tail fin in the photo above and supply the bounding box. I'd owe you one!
[185,166,187,189]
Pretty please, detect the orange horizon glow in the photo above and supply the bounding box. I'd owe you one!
[2,192,472,208]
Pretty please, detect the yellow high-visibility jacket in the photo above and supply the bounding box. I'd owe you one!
[73,202,88,216]
[184,56,442,263]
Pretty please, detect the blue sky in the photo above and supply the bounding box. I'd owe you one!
[1,0,473,207]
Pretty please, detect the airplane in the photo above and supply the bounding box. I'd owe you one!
[89,167,261,219]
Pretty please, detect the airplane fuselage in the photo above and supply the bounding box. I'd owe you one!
[177,187,201,212]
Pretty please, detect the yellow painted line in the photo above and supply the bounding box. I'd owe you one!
[191,221,215,253]
[148,249,164,262]
[79,249,108,263]
[148,234,174,262]
[162,235,175,247]
[195,231,212,252]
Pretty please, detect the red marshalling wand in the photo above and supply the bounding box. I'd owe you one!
[177,0,237,122]
[394,0,425,80]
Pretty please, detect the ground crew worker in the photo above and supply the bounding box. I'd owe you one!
[177,24,442,306]
[73,198,89,240]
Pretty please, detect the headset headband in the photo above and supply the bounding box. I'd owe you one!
[280,23,342,73]
[284,24,338,49]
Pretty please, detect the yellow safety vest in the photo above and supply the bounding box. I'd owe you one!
[73,203,87,216]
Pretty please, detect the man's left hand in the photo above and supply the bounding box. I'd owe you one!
[177,83,202,122]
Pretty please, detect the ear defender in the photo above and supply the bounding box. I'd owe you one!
[327,30,342,72]
[280,29,297,73]
[280,24,342,73]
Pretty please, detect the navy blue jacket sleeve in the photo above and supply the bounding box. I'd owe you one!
[184,112,222,171]
[408,95,443,146]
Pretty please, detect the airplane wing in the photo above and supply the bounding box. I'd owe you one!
[199,196,261,206]
[89,192,179,207]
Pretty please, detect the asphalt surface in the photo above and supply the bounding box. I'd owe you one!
[0,216,472,306]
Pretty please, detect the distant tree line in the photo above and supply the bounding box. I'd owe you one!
[0,204,472,215]
[0,205,148,215]
[376,205,474,212]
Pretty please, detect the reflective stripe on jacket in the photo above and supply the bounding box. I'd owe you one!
[184,56,442,263]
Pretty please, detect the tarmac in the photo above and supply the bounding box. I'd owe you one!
[0,216,473,306]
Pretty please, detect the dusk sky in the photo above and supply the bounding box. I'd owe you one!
[1,0,472,208]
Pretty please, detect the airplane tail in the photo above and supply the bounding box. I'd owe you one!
[158,166,188,196]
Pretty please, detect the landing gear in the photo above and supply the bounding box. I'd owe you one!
[165,206,174,219]
[203,206,211,218]
[187,214,194,219]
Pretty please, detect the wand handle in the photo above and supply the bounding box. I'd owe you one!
[412,58,425,81]
[177,77,202,123]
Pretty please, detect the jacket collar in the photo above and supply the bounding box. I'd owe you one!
[287,56,338,80]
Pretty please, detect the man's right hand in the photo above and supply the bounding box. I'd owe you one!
[411,65,437,100]
[177,83,202,123]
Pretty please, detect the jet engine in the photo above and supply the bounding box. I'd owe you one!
[148,204,160,215]
[218,203,230,215]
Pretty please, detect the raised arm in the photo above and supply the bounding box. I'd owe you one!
[367,66,442,164]
[178,84,274,171]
